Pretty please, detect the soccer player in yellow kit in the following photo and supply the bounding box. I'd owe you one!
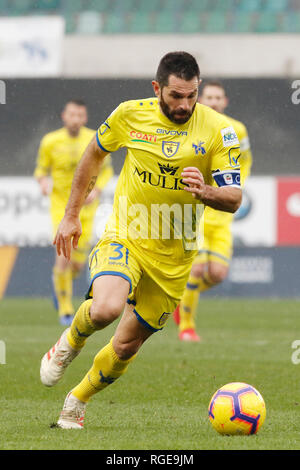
[34,99,113,326]
[39,52,242,429]
[174,81,252,341]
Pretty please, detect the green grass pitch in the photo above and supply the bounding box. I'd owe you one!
[0,297,300,450]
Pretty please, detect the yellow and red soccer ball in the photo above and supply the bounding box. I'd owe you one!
[208,382,266,435]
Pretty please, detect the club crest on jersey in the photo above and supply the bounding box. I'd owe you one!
[162,141,179,158]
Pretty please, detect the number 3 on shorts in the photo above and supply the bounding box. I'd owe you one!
[109,243,129,265]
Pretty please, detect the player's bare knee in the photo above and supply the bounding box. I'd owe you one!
[71,262,81,272]
[90,299,123,326]
[71,262,83,278]
[113,339,141,361]
[191,263,206,279]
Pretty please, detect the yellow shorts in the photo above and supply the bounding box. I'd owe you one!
[51,209,95,265]
[193,222,233,267]
[86,238,192,332]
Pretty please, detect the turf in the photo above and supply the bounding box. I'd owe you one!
[0,297,300,450]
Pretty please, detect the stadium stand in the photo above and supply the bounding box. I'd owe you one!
[128,11,154,33]
[1,0,300,33]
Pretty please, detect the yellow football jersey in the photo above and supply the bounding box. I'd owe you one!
[203,114,252,228]
[34,126,113,220]
[96,98,241,266]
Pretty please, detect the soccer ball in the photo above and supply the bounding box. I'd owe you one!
[208,382,266,435]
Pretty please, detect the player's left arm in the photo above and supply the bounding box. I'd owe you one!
[185,122,243,213]
[182,167,241,213]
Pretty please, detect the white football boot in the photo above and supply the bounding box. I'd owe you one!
[40,328,80,387]
[57,392,86,429]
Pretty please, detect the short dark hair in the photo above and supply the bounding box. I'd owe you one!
[156,51,200,87]
[65,99,87,108]
[200,80,227,97]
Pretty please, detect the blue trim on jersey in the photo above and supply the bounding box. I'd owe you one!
[212,170,241,188]
[96,132,110,153]
[133,308,161,332]
[127,298,137,306]
[87,271,132,295]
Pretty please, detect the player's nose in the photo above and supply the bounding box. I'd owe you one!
[177,99,190,111]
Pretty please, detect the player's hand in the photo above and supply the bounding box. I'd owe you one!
[181,167,206,200]
[53,215,82,260]
[38,176,51,196]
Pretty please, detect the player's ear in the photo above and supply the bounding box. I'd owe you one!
[152,80,160,98]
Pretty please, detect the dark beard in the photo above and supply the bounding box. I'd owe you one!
[160,95,196,124]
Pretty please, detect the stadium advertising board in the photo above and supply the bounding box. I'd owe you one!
[0,177,116,247]
[232,177,276,246]
[276,177,300,245]
[0,17,64,77]
[0,177,52,246]
[5,246,299,298]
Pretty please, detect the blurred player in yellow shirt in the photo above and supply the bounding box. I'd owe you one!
[34,99,113,326]
[174,81,252,341]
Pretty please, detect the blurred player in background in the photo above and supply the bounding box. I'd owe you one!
[174,81,252,341]
[34,99,113,326]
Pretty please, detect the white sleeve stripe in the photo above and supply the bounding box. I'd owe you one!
[212,169,241,175]
[240,136,250,151]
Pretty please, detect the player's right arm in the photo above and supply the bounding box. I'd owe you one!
[54,135,109,260]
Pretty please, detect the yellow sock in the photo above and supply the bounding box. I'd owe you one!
[179,272,214,332]
[52,267,74,316]
[71,267,81,280]
[179,275,201,332]
[72,337,136,402]
[67,299,97,350]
